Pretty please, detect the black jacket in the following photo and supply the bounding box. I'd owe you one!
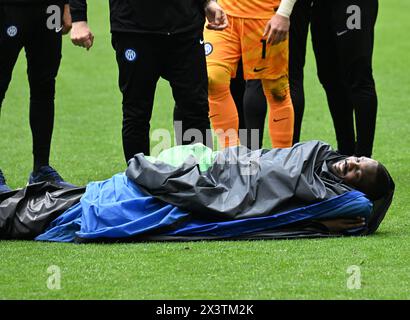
[69,0,208,35]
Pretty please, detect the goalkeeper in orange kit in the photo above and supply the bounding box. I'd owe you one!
[205,0,297,149]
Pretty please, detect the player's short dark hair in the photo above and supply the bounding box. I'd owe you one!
[366,163,392,201]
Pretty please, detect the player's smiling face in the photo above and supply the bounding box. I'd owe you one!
[332,156,379,189]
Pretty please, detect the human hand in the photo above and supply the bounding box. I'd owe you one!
[70,21,94,50]
[205,0,229,31]
[263,13,290,45]
[62,4,72,35]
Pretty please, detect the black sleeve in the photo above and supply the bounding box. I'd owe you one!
[69,0,87,22]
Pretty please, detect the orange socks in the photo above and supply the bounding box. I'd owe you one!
[207,65,240,148]
[262,77,294,148]
[208,65,294,149]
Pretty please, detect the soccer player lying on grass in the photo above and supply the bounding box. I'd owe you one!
[0,141,394,242]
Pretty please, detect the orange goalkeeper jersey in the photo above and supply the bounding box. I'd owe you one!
[219,0,281,19]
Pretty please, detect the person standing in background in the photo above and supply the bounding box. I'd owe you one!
[311,0,379,157]
[69,0,228,163]
[205,0,297,150]
[241,0,378,158]
[242,0,312,149]
[0,0,74,194]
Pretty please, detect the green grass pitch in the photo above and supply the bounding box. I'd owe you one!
[0,1,409,299]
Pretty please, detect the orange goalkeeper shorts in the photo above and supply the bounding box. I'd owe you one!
[204,14,289,80]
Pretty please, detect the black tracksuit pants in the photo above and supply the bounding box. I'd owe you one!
[0,3,63,170]
[312,0,378,157]
[289,0,313,144]
[112,31,211,162]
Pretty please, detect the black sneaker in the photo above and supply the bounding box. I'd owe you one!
[0,169,12,194]
[28,165,76,188]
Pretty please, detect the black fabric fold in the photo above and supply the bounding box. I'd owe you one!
[0,182,85,240]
